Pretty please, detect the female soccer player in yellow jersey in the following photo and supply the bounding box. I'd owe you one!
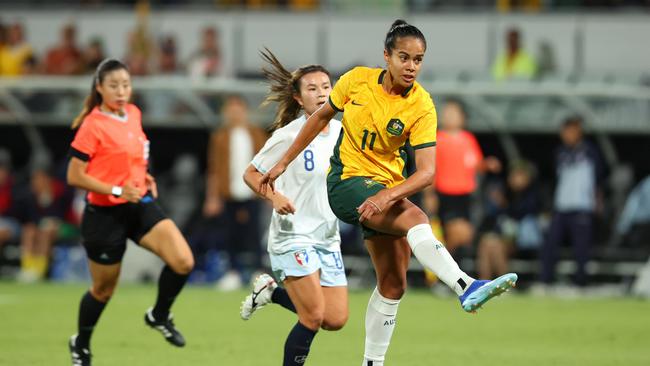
[260,20,518,365]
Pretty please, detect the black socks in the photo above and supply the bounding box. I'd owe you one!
[76,291,108,349]
[271,287,297,313]
[152,265,189,320]
[283,321,317,366]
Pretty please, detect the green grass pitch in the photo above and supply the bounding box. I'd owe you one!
[1,281,649,365]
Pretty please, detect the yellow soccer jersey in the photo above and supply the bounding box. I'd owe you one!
[328,66,437,188]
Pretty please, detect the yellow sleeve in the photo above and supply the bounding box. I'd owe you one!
[328,68,356,112]
[409,102,437,149]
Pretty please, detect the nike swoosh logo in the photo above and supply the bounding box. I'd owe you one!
[351,100,364,106]
[251,285,266,308]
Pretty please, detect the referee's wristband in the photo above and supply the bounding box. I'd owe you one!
[111,186,123,198]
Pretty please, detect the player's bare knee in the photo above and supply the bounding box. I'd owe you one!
[171,255,194,275]
[377,271,407,299]
[406,206,429,225]
[382,287,406,300]
[301,317,323,331]
[322,313,348,331]
[90,284,115,302]
[378,280,406,300]
[299,308,325,330]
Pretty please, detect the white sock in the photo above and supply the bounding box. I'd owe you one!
[362,288,400,366]
[406,224,474,296]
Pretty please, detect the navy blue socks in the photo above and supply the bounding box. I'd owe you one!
[283,321,317,366]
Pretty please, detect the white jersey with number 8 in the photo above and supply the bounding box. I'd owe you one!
[251,116,342,255]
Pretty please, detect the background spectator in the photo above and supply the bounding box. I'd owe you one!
[43,24,83,75]
[14,159,74,282]
[476,160,543,279]
[203,95,267,290]
[82,37,106,73]
[541,116,607,288]
[158,35,179,74]
[124,23,156,76]
[615,175,650,248]
[0,149,20,250]
[143,35,181,118]
[492,27,537,81]
[187,26,222,80]
[0,22,33,76]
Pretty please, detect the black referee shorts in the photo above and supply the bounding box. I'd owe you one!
[437,192,471,224]
[80,197,167,265]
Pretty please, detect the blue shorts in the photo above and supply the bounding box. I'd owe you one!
[270,247,347,287]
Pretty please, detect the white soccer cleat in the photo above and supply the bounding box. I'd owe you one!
[240,273,277,320]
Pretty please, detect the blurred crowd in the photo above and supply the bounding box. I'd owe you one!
[0,17,572,84]
[2,0,650,11]
[0,20,222,79]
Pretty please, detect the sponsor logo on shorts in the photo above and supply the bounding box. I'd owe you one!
[294,249,309,266]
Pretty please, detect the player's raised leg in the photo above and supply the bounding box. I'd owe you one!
[364,199,517,312]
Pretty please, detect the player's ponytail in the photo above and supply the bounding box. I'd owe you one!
[71,58,129,129]
[384,19,427,54]
[260,48,331,132]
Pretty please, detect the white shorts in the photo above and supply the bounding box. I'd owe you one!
[269,247,347,287]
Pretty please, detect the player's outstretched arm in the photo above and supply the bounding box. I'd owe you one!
[388,145,437,200]
[259,103,336,194]
[358,146,436,221]
[244,164,296,215]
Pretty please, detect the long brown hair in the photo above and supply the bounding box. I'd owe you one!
[259,47,331,132]
[71,58,129,129]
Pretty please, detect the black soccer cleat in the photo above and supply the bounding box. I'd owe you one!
[69,334,91,366]
[144,308,186,347]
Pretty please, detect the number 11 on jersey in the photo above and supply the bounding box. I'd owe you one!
[361,129,377,151]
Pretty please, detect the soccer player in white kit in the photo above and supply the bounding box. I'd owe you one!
[240,49,348,366]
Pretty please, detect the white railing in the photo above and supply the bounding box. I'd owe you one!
[1,76,648,133]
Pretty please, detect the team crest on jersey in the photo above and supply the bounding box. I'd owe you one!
[294,249,309,266]
[386,118,405,136]
[364,178,380,188]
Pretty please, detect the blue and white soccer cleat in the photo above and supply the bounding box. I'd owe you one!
[459,273,518,313]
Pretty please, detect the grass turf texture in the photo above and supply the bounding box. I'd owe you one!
[1,282,648,366]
